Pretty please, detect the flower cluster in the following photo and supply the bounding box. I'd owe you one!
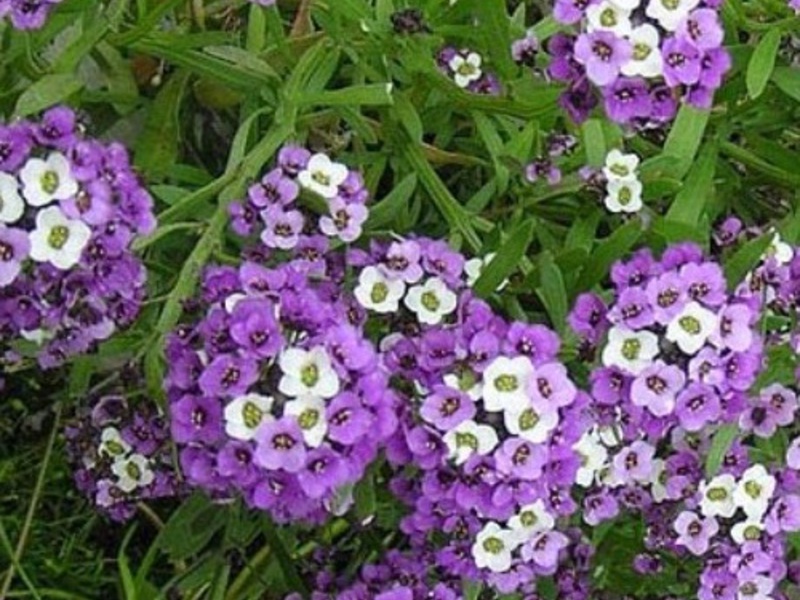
[600,148,644,213]
[65,393,179,522]
[168,149,398,524]
[349,238,589,592]
[230,144,371,249]
[544,0,730,125]
[524,132,579,186]
[0,107,155,368]
[437,48,501,95]
[0,0,64,29]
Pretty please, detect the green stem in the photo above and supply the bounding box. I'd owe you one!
[719,140,800,189]
[0,404,62,598]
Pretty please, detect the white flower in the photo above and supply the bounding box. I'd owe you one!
[443,372,482,401]
[765,231,794,265]
[586,1,632,36]
[278,346,340,399]
[481,356,534,412]
[608,0,642,10]
[404,277,457,325]
[223,293,248,313]
[297,153,349,199]
[20,328,54,346]
[449,52,482,88]
[503,401,558,443]
[355,266,406,313]
[699,474,737,519]
[604,178,643,214]
[736,575,774,600]
[666,301,718,355]
[731,518,765,545]
[464,253,509,290]
[284,396,328,448]
[507,500,555,542]
[602,326,659,375]
[573,431,609,487]
[224,393,274,441]
[471,522,518,573]
[111,453,154,493]
[603,149,640,182]
[649,458,669,503]
[19,152,79,207]
[98,427,131,458]
[645,0,700,31]
[28,205,91,270]
[443,419,499,465]
[0,173,24,223]
[621,25,663,78]
[733,464,776,519]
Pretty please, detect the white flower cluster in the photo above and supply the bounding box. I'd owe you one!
[356,268,458,325]
[96,427,155,500]
[602,149,643,214]
[0,152,90,277]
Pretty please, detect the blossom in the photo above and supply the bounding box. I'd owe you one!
[355,266,406,313]
[27,205,91,270]
[698,474,737,518]
[482,356,534,412]
[666,301,718,355]
[472,522,518,573]
[442,420,499,464]
[605,177,643,213]
[448,52,483,88]
[224,393,274,441]
[278,346,340,399]
[19,152,78,207]
[297,153,349,198]
[674,511,718,555]
[733,465,776,519]
[574,31,632,86]
[0,173,24,223]
[404,277,458,325]
[284,396,329,448]
[601,326,659,374]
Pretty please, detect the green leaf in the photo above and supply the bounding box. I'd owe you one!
[705,424,739,478]
[723,233,772,291]
[536,252,569,334]
[665,143,717,226]
[463,580,482,600]
[772,66,800,103]
[582,119,607,167]
[300,83,394,107]
[159,493,228,561]
[576,220,643,292]
[365,173,417,231]
[13,74,84,117]
[747,29,782,99]
[473,219,535,298]
[261,517,307,595]
[661,105,710,178]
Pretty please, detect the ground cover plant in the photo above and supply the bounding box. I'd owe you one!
[5,0,800,598]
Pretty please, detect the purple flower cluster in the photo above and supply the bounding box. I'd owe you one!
[0,0,64,29]
[436,48,502,95]
[0,107,154,368]
[167,147,398,524]
[65,393,179,522]
[229,145,370,248]
[541,0,730,125]
[346,237,589,593]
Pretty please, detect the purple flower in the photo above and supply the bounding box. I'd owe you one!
[603,77,653,124]
[297,448,346,499]
[254,418,307,473]
[171,394,223,444]
[381,240,423,283]
[260,206,304,250]
[319,198,368,243]
[0,226,30,285]
[613,440,656,483]
[229,298,283,358]
[630,361,686,417]
[677,10,724,50]
[521,531,570,571]
[574,31,632,87]
[420,386,476,431]
[662,37,702,87]
[675,383,721,432]
[198,354,259,398]
[674,511,718,556]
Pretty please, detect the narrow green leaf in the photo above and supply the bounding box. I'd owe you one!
[582,119,607,167]
[747,29,782,99]
[576,221,643,292]
[14,74,83,117]
[473,219,535,298]
[365,173,417,231]
[261,517,308,595]
[536,252,569,333]
[705,424,739,478]
[300,83,394,107]
[661,105,710,178]
[665,143,717,226]
[723,233,772,291]
[772,66,800,103]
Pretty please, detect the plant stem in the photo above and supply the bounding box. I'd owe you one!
[0,404,62,599]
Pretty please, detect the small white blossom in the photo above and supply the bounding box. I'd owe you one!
[603,149,640,182]
[449,52,483,88]
[731,518,765,545]
[98,427,131,458]
[573,431,609,487]
[666,301,718,355]
[404,277,457,325]
[224,393,274,441]
[765,231,794,265]
[621,25,664,78]
[285,396,328,448]
[471,522,518,573]
[278,346,340,399]
[503,401,558,443]
[645,0,700,31]
[733,464,776,519]
[443,419,499,465]
[464,253,509,290]
[586,1,633,36]
[19,152,79,207]
[443,372,483,401]
[649,458,669,503]
[481,356,534,412]
[355,266,406,313]
[507,500,555,542]
[602,326,659,375]
[297,153,349,199]
[111,453,154,493]
[604,178,643,214]
[699,474,737,519]
[28,205,91,270]
[0,173,24,223]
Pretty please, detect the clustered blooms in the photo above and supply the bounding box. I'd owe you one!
[345,237,591,593]
[65,393,179,522]
[167,146,399,524]
[524,132,579,187]
[601,148,644,213]
[229,145,369,248]
[0,0,64,29]
[437,48,501,95]
[542,0,730,125]
[0,107,154,368]
[566,242,800,597]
